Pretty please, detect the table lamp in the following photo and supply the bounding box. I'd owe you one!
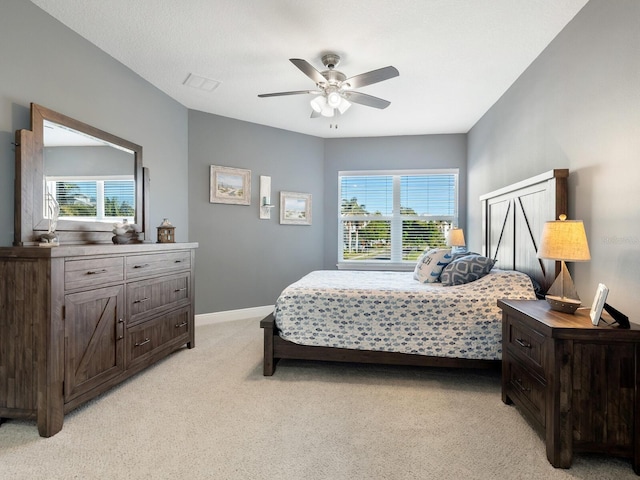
[446,228,466,254]
[537,214,590,313]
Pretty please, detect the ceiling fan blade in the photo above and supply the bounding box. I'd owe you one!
[344,66,399,89]
[258,90,319,98]
[345,91,391,109]
[290,58,327,85]
[310,110,321,118]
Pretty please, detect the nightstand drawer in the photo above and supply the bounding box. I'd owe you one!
[506,360,546,427]
[505,318,546,377]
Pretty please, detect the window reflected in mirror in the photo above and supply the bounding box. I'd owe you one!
[43,120,136,223]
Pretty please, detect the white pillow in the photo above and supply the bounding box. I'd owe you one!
[413,248,453,283]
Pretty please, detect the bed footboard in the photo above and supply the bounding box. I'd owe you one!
[260,313,278,375]
[260,312,500,376]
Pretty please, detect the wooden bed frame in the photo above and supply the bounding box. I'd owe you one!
[261,169,568,376]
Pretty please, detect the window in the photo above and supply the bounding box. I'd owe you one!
[45,175,135,222]
[338,169,458,269]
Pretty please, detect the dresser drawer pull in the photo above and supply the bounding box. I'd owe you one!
[86,269,107,275]
[175,321,188,328]
[133,264,150,269]
[135,338,151,347]
[174,287,187,292]
[133,297,150,304]
[514,378,530,393]
[515,338,532,349]
[174,260,183,263]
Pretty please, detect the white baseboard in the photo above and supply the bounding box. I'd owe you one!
[195,305,275,325]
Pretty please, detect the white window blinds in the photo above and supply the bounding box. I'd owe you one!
[339,170,458,267]
[46,176,135,222]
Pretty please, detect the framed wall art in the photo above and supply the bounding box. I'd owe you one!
[280,191,312,225]
[210,165,251,205]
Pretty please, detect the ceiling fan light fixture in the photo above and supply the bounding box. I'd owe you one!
[310,95,326,113]
[320,103,335,117]
[337,97,351,114]
[327,90,342,108]
[259,54,399,120]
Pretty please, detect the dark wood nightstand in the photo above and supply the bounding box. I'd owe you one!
[498,299,640,474]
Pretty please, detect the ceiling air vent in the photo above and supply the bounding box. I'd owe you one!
[183,73,221,92]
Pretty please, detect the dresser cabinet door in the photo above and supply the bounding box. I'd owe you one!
[64,285,125,402]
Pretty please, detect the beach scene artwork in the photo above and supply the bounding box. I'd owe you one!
[210,165,251,205]
[280,192,311,225]
[217,173,244,198]
[283,198,306,219]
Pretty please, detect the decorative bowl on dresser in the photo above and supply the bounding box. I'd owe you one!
[499,299,640,475]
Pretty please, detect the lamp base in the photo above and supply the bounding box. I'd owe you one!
[545,295,581,314]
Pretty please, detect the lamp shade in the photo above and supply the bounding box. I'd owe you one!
[537,216,590,262]
[446,228,466,247]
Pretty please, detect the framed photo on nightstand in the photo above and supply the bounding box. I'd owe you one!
[589,283,609,326]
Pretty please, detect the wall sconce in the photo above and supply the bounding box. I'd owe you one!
[537,214,591,313]
[259,175,275,219]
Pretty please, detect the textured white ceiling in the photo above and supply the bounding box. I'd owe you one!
[30,0,588,138]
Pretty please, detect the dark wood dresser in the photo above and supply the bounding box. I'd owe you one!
[499,299,640,474]
[0,242,197,437]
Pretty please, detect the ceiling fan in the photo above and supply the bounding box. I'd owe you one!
[258,53,399,118]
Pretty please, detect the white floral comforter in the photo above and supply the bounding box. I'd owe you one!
[274,269,536,361]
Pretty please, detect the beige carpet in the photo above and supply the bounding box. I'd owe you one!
[0,317,637,480]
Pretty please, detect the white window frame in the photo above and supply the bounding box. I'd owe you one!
[337,168,459,271]
[45,175,135,223]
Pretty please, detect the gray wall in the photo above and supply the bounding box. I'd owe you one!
[323,135,468,268]
[0,0,189,246]
[467,0,639,316]
[188,110,325,313]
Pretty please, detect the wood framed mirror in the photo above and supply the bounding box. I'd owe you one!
[14,103,149,245]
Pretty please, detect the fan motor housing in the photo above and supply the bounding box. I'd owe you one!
[321,69,346,84]
[321,53,341,69]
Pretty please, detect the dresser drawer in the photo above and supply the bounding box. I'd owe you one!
[505,317,547,378]
[126,306,191,367]
[506,359,546,428]
[125,251,191,279]
[65,256,124,290]
[127,272,190,326]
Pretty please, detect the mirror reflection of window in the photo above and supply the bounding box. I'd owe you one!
[42,120,135,223]
[45,177,135,222]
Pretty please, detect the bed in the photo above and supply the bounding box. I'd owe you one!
[260,169,568,375]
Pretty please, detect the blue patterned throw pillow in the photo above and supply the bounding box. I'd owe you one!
[440,254,495,286]
[413,248,453,283]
